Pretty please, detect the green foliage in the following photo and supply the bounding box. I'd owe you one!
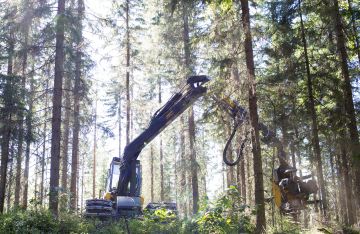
[0,188,255,234]
[0,208,93,234]
[128,218,181,234]
[143,207,177,222]
[87,210,181,234]
[342,226,360,234]
[267,215,302,234]
[192,186,254,234]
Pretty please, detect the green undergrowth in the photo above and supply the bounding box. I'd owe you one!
[0,208,92,233]
[3,187,358,234]
[0,186,255,234]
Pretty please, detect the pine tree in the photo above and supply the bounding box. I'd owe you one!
[49,0,66,215]
[239,0,266,231]
[70,0,84,212]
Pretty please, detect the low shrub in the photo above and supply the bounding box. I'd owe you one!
[193,186,255,234]
[0,188,255,234]
[0,208,93,234]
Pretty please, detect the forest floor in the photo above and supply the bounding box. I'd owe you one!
[0,188,358,234]
[1,206,359,234]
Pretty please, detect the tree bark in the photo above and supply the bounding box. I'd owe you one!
[150,145,154,202]
[280,112,289,162]
[339,130,355,225]
[299,0,327,216]
[14,2,32,205]
[61,75,71,196]
[49,0,65,215]
[80,152,85,212]
[92,98,97,198]
[118,95,122,157]
[40,79,49,206]
[14,139,22,207]
[240,0,266,231]
[240,156,246,203]
[0,27,15,213]
[328,142,339,222]
[6,146,14,211]
[160,137,164,200]
[22,65,34,209]
[14,2,33,205]
[70,0,84,212]
[231,57,246,199]
[174,138,178,202]
[236,160,242,196]
[332,0,360,209]
[182,1,199,214]
[246,147,252,205]
[188,108,199,214]
[180,116,187,216]
[125,0,131,146]
[159,76,164,201]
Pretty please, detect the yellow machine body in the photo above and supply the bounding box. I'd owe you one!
[272,181,282,209]
[103,192,112,200]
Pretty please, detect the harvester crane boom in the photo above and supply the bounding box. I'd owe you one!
[117,75,210,196]
[85,75,315,219]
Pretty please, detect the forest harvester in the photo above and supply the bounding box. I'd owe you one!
[84,75,318,219]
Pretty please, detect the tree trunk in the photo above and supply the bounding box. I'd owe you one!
[236,160,241,196]
[70,0,84,212]
[40,79,49,206]
[280,112,288,162]
[49,0,66,215]
[290,143,296,169]
[159,133,164,201]
[189,110,199,213]
[332,0,360,209]
[231,59,246,198]
[6,147,14,211]
[14,140,22,207]
[93,98,97,198]
[182,1,199,214]
[299,0,327,216]
[174,138,178,202]
[180,116,187,216]
[125,0,131,146]
[240,0,266,231]
[150,145,154,202]
[328,143,339,222]
[222,162,226,192]
[240,155,246,203]
[61,75,71,196]
[159,76,164,201]
[14,2,32,205]
[15,2,33,205]
[80,152,85,212]
[118,95,122,157]
[0,28,15,213]
[337,142,349,224]
[130,85,134,141]
[339,130,355,225]
[246,147,252,205]
[22,66,34,209]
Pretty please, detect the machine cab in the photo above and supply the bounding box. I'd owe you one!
[104,157,142,200]
[105,157,122,193]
